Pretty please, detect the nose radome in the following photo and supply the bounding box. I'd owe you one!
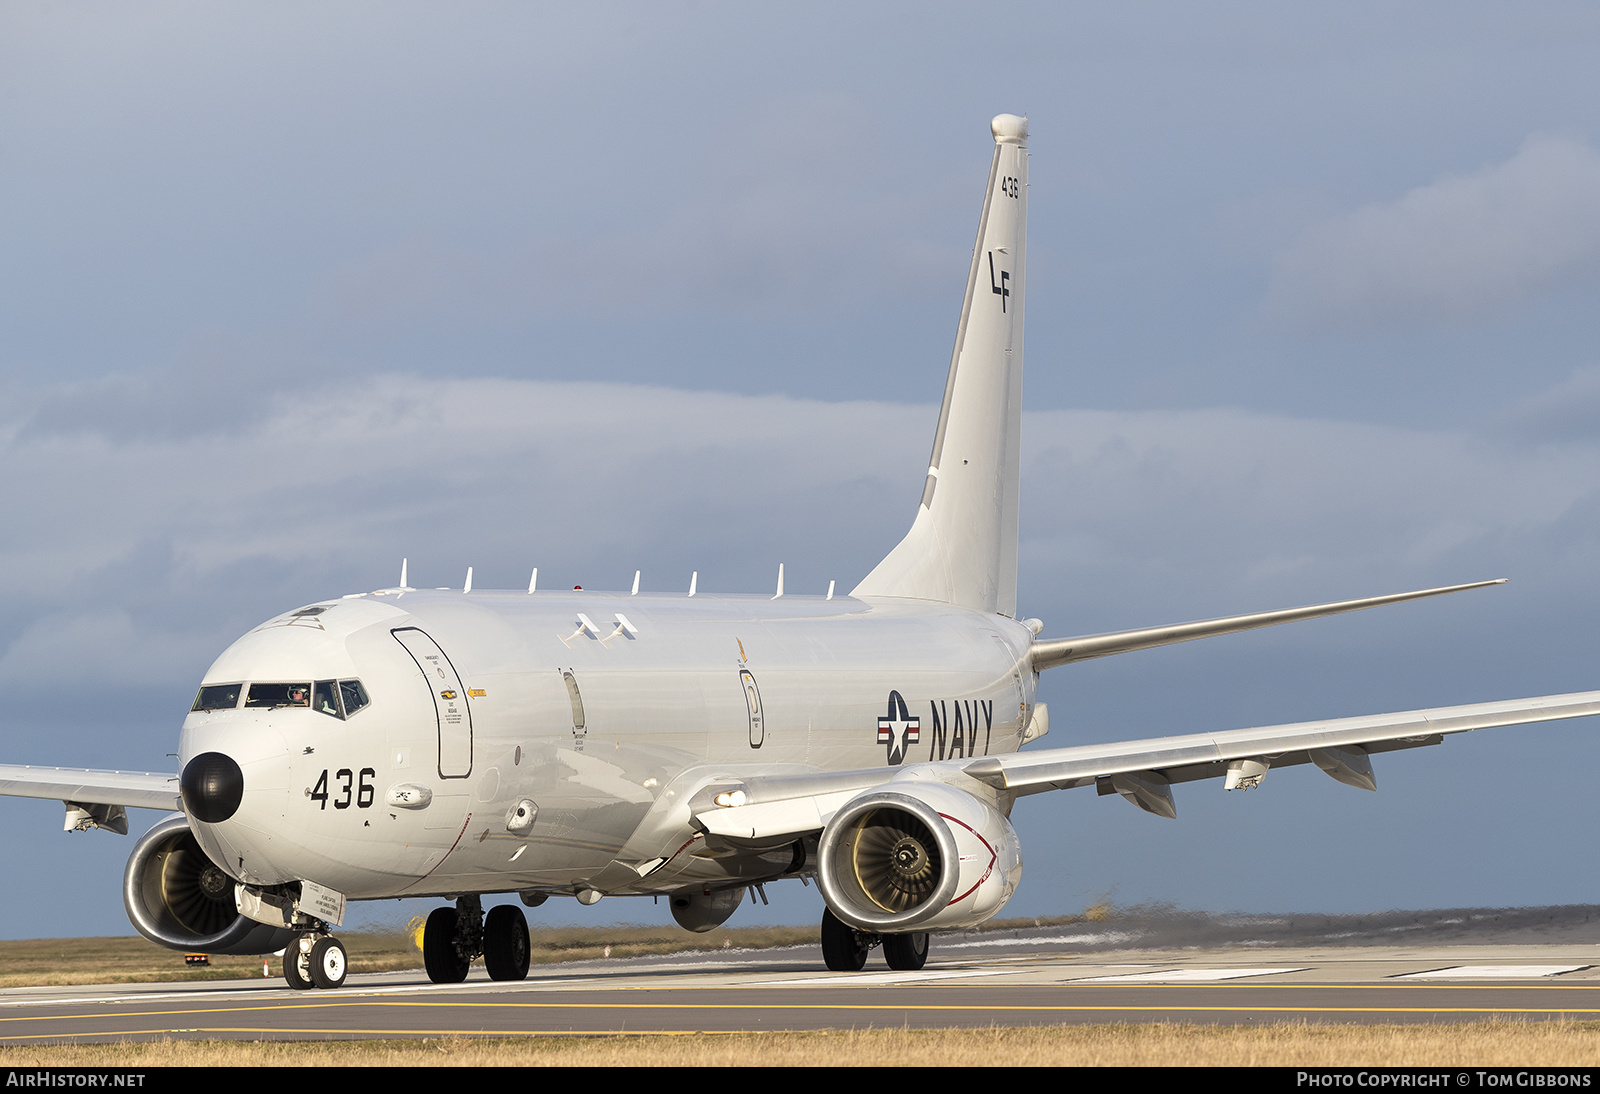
[181,752,245,823]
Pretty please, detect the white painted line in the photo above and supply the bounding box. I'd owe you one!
[1396,965,1591,979]
[1069,967,1306,983]
[760,968,1014,987]
[941,931,1138,949]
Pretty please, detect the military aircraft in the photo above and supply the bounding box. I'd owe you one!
[3,113,1597,990]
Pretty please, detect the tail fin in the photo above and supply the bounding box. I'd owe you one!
[853,113,1028,617]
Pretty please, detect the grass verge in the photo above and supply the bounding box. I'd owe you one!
[2,1023,1599,1066]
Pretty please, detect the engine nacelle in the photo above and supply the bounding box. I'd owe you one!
[816,781,1022,933]
[123,814,296,955]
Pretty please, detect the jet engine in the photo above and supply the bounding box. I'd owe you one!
[122,814,296,955]
[816,781,1022,933]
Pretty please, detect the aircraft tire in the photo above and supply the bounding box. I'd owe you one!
[309,936,348,989]
[423,906,471,984]
[483,904,531,982]
[882,931,929,971]
[283,945,313,990]
[820,908,869,971]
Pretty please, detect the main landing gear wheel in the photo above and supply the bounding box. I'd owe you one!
[424,906,471,984]
[882,931,929,971]
[484,905,530,982]
[820,907,870,972]
[309,936,348,989]
[283,946,313,990]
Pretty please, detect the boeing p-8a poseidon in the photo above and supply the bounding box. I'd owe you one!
[4,114,1597,990]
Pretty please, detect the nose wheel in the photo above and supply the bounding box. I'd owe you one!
[283,933,348,990]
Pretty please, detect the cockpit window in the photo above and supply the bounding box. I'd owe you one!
[313,680,343,719]
[246,682,312,709]
[339,680,371,717]
[191,684,242,712]
[233,680,368,717]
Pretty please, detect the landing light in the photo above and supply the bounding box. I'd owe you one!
[714,789,747,808]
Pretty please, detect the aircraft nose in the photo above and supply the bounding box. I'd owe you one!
[180,752,245,823]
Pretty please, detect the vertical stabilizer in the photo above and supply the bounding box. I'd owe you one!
[853,114,1027,617]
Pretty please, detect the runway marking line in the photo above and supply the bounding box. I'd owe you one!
[7,976,1600,1020]
[10,996,1600,1039]
[7,978,1600,1019]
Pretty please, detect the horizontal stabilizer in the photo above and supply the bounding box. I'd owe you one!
[1030,579,1506,672]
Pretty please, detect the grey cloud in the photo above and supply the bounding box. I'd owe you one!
[1266,134,1600,331]
[1500,365,1600,445]
[0,375,929,688]
[8,374,1600,695]
[310,94,968,333]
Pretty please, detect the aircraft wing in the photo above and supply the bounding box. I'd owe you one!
[0,765,181,813]
[960,690,1600,809]
[694,689,1600,839]
[1029,579,1505,671]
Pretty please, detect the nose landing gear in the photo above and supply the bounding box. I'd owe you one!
[283,932,348,990]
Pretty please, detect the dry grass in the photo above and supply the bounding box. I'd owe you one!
[2,1023,1599,1066]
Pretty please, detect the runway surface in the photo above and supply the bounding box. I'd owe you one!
[6,908,1600,1043]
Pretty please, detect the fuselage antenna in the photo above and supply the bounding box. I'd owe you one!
[689,571,698,597]
[773,563,785,599]
[528,568,538,594]
[464,566,473,594]
[632,570,641,595]
[400,558,408,588]
[827,579,835,600]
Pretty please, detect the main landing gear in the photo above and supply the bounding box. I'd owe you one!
[422,895,532,984]
[820,908,929,972]
[283,932,348,990]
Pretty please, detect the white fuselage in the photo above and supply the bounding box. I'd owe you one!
[181,590,1036,902]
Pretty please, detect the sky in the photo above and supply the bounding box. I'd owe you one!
[4,1,1600,940]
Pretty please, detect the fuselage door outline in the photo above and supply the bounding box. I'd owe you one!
[391,627,474,780]
[562,669,587,751]
[740,669,764,748]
